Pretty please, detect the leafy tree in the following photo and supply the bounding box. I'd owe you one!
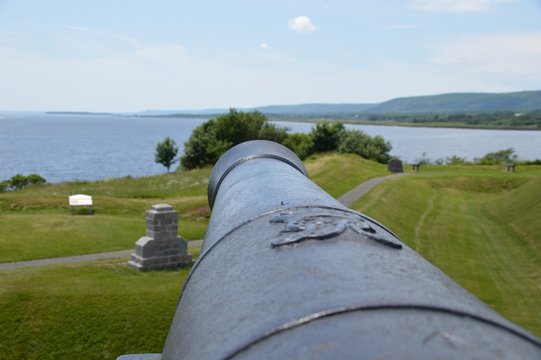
[155,136,179,172]
[311,121,345,152]
[258,122,289,143]
[181,120,231,169]
[282,133,314,160]
[213,109,267,145]
[338,129,392,164]
[477,148,517,165]
[181,109,289,169]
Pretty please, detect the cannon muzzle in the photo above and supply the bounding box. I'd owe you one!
[158,140,541,359]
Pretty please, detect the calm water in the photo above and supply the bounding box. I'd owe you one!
[284,121,541,164]
[1,114,541,183]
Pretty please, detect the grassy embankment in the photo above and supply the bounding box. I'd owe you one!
[0,153,385,359]
[352,164,541,337]
[1,156,540,358]
[0,170,211,263]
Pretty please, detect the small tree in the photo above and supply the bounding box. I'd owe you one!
[477,148,517,165]
[155,136,179,173]
[181,109,288,169]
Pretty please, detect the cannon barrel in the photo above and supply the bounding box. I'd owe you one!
[161,140,541,359]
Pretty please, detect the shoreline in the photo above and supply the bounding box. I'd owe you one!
[270,118,541,132]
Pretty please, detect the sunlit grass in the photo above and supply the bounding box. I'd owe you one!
[306,152,389,198]
[2,155,541,358]
[0,258,190,360]
[353,165,541,337]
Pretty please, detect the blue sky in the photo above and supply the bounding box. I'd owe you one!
[1,0,540,112]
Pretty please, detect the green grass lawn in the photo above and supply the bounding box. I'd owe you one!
[352,165,541,337]
[305,152,388,198]
[0,258,190,360]
[0,170,211,262]
[0,153,377,263]
[1,155,540,358]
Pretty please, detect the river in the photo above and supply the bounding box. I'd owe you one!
[1,114,540,183]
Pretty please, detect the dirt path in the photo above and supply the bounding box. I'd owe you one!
[1,173,408,271]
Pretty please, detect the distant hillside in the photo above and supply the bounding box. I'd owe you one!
[253,103,376,115]
[140,90,541,117]
[369,91,541,114]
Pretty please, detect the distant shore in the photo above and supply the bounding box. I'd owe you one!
[267,117,541,131]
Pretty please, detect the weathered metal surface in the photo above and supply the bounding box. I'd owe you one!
[161,140,541,359]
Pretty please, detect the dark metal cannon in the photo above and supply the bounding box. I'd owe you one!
[127,140,541,359]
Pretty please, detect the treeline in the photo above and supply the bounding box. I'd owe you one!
[180,109,392,169]
[415,148,541,166]
[263,111,541,129]
[364,111,541,128]
[375,112,541,128]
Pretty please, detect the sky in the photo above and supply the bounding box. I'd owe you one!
[0,0,540,112]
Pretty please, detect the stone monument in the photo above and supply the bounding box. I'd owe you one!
[129,204,192,270]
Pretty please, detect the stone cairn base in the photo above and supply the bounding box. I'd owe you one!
[129,204,192,271]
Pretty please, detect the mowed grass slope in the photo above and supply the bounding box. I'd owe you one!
[0,153,383,359]
[353,165,541,337]
[305,152,388,198]
[0,170,211,262]
[0,154,384,263]
[0,258,190,360]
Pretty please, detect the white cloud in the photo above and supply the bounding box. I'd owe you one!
[288,16,317,34]
[409,0,515,13]
[259,42,269,49]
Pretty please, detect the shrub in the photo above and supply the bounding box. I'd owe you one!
[338,129,392,164]
[0,174,47,192]
[26,174,47,185]
[477,148,517,165]
[258,122,289,143]
[311,121,345,152]
[0,180,9,193]
[282,133,314,160]
[445,155,468,165]
[8,174,29,190]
